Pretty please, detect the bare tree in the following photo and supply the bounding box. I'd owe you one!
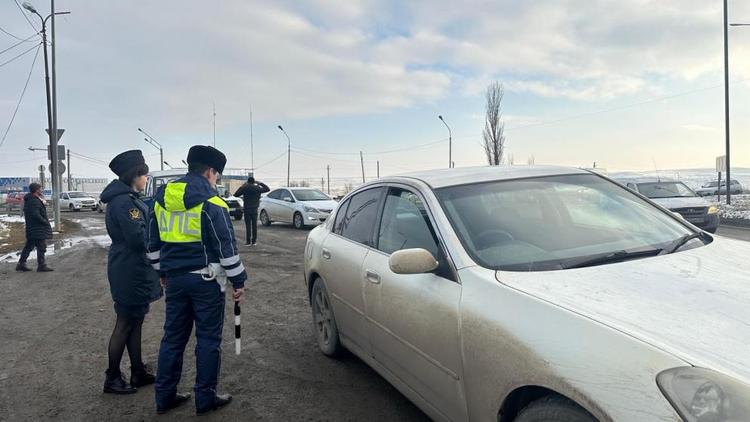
[482,81,506,166]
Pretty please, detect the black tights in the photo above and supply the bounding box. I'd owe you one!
[107,315,145,374]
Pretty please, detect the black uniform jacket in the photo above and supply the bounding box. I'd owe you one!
[101,180,162,307]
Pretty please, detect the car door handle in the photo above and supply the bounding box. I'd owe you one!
[365,269,381,284]
[322,248,331,260]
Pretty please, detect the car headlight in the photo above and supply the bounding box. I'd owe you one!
[303,205,319,213]
[657,367,750,421]
[707,206,718,215]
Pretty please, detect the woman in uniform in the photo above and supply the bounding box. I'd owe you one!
[100,150,162,394]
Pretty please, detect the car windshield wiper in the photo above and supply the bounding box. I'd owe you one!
[659,232,706,255]
[564,248,662,270]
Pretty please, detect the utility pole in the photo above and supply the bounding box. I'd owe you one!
[66,148,71,190]
[278,125,291,186]
[723,0,732,205]
[438,115,452,168]
[138,128,164,170]
[51,0,62,229]
[212,102,216,147]
[326,165,330,194]
[377,160,380,179]
[249,105,254,170]
[360,151,365,183]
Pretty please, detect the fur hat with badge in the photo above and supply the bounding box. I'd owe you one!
[187,145,227,174]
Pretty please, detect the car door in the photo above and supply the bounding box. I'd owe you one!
[362,186,466,422]
[60,193,68,208]
[318,187,385,356]
[278,189,297,223]
[263,189,281,220]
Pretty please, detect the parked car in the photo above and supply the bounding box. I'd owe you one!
[304,165,750,422]
[695,179,744,196]
[97,195,107,213]
[60,191,98,211]
[142,170,242,220]
[617,177,719,233]
[217,185,244,221]
[259,187,337,229]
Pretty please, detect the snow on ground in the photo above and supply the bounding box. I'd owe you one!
[0,234,111,263]
[710,194,750,221]
[0,215,25,224]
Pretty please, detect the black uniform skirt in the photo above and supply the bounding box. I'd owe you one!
[114,302,150,319]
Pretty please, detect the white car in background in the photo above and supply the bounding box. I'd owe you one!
[60,191,97,211]
[259,187,337,229]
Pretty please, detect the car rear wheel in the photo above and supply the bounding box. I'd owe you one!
[260,210,271,226]
[293,212,304,229]
[514,396,596,422]
[311,279,342,357]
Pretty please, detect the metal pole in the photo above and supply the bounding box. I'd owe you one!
[213,102,216,147]
[439,115,452,168]
[40,22,59,231]
[67,148,71,191]
[326,165,330,194]
[360,151,365,183]
[160,147,164,171]
[377,160,380,178]
[50,0,62,230]
[723,0,732,205]
[287,138,290,187]
[250,106,254,170]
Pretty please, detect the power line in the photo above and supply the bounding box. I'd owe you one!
[0,43,41,149]
[253,150,288,170]
[70,151,109,165]
[291,137,448,157]
[0,33,39,56]
[13,0,39,34]
[0,42,40,69]
[0,24,35,42]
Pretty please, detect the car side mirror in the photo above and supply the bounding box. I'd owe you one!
[389,248,439,275]
[283,197,293,203]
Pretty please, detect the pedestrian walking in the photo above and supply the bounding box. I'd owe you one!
[100,150,162,395]
[15,183,53,272]
[234,176,269,246]
[148,145,247,415]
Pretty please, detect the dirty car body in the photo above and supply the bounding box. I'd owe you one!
[303,165,750,422]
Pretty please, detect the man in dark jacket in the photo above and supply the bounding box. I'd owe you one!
[233,176,269,246]
[16,183,53,272]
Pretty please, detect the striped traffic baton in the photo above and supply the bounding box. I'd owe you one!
[234,301,241,355]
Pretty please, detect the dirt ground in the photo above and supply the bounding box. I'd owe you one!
[0,212,429,422]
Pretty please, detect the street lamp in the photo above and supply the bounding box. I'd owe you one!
[438,115,452,168]
[22,1,69,232]
[138,128,164,171]
[278,125,291,186]
[163,161,173,169]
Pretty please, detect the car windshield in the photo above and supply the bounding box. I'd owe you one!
[68,192,89,198]
[704,181,719,187]
[292,189,330,201]
[636,182,697,198]
[436,174,697,272]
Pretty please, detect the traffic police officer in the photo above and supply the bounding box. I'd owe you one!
[147,145,247,415]
[101,150,161,395]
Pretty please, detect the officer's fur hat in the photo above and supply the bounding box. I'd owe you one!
[187,145,227,174]
[109,150,146,177]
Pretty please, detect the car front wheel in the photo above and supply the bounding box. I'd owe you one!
[293,212,304,229]
[311,279,342,357]
[514,396,597,422]
[260,210,271,226]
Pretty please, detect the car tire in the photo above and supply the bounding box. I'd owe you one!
[310,278,342,358]
[260,210,272,227]
[69,204,74,212]
[514,396,596,422]
[293,212,304,229]
[234,213,243,221]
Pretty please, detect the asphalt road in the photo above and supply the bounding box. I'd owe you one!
[715,224,750,242]
[0,212,429,422]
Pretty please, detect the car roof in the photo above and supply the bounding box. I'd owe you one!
[614,177,679,184]
[149,169,188,177]
[379,165,589,189]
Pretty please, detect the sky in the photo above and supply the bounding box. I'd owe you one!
[2,0,750,186]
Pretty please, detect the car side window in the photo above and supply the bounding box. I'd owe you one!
[377,188,454,281]
[267,189,281,200]
[338,187,384,246]
[332,198,350,234]
[280,189,294,202]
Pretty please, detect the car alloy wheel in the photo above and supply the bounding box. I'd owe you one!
[311,279,341,357]
[294,212,304,229]
[260,210,271,226]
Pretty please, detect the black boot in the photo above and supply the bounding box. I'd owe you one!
[196,393,233,415]
[37,265,54,272]
[130,363,155,388]
[103,369,136,395]
[157,392,192,414]
[15,262,31,272]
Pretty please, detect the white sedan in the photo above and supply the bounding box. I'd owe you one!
[60,191,97,211]
[259,187,337,229]
[303,165,750,422]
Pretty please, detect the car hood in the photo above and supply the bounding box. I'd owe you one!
[495,237,750,383]
[299,199,338,211]
[650,196,710,209]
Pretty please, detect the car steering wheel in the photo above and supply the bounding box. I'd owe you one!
[475,229,514,249]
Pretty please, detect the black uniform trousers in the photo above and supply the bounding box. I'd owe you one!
[244,209,258,244]
[19,239,46,266]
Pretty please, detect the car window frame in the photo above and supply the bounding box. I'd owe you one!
[266,189,281,200]
[333,186,385,247]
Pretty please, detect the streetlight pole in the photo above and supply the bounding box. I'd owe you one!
[138,128,164,171]
[278,125,291,186]
[438,115,452,168]
[729,20,750,204]
[22,2,69,232]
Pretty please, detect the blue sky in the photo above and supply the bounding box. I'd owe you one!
[2,0,750,185]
